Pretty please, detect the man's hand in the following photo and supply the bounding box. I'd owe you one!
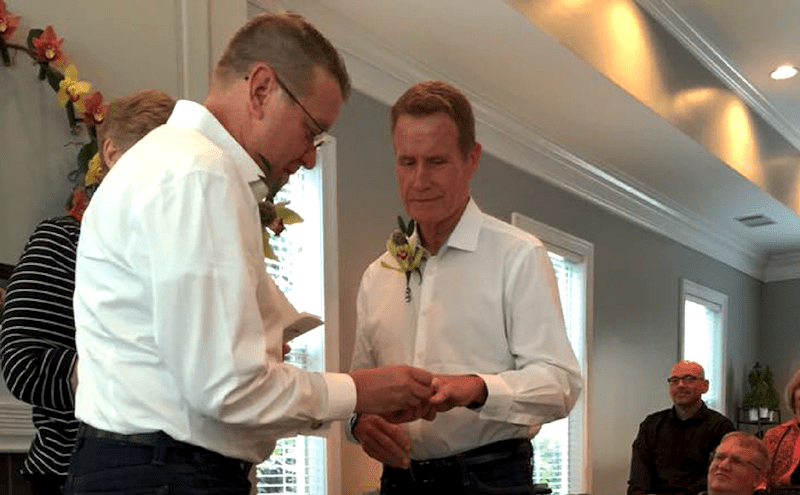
[349,365,434,418]
[430,374,487,411]
[70,358,79,393]
[353,413,412,468]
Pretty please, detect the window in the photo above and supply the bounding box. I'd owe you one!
[680,279,727,412]
[256,140,339,495]
[511,213,593,495]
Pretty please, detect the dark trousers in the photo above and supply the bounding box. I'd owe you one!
[62,423,253,495]
[380,438,535,495]
[22,473,66,495]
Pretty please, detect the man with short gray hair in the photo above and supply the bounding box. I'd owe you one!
[702,431,769,495]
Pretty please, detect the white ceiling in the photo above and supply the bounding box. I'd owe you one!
[258,0,800,281]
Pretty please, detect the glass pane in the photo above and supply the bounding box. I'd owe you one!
[533,253,585,495]
[258,163,326,494]
[683,299,722,410]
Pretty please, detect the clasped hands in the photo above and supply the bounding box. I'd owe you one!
[348,365,487,468]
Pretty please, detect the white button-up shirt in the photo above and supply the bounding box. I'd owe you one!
[352,199,581,459]
[73,100,356,463]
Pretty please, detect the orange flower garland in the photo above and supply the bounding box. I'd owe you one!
[0,1,106,193]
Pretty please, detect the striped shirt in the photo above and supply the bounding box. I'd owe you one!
[0,216,80,476]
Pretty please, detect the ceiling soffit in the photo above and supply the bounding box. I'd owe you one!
[506,0,800,214]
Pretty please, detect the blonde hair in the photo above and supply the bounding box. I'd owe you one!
[785,366,800,415]
[96,89,176,168]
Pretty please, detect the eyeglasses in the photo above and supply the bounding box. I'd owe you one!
[273,73,330,150]
[710,450,762,472]
[667,375,701,385]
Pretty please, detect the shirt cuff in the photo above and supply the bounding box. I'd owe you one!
[321,372,357,420]
[475,372,512,418]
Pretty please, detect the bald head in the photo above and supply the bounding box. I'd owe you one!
[668,360,709,412]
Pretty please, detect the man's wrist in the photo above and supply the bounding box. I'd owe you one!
[466,377,487,410]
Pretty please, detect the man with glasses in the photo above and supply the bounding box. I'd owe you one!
[64,13,439,495]
[628,360,735,495]
[703,431,769,495]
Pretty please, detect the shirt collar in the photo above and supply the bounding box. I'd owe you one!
[669,401,708,422]
[168,100,266,199]
[249,177,271,203]
[442,198,482,253]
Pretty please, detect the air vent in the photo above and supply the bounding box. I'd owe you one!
[735,214,776,228]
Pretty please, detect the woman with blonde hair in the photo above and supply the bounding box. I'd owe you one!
[764,366,800,489]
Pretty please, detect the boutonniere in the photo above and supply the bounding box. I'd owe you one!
[381,216,426,302]
[257,154,303,260]
[258,199,302,260]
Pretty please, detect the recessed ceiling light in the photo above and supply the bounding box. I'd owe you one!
[770,65,798,80]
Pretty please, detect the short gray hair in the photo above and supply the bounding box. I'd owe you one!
[719,431,770,474]
[213,11,350,100]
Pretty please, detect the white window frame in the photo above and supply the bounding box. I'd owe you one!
[511,212,593,494]
[254,139,340,495]
[320,140,342,495]
[679,279,727,413]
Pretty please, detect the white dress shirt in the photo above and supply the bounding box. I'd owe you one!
[73,100,356,463]
[351,199,582,460]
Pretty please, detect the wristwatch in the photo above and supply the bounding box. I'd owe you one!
[348,413,361,440]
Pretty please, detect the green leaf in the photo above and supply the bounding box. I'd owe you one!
[397,215,406,234]
[45,66,64,92]
[27,28,43,52]
[77,141,98,174]
[276,205,302,225]
[408,219,416,236]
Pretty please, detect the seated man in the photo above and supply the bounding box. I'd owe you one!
[703,431,769,495]
[628,360,735,495]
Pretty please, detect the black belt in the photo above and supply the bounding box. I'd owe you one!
[78,423,253,477]
[407,438,531,484]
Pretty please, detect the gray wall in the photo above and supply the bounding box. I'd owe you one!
[761,279,800,421]
[333,90,762,495]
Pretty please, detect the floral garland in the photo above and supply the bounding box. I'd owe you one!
[0,2,299,257]
[1,1,115,219]
[381,216,426,302]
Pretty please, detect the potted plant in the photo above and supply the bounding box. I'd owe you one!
[742,362,780,421]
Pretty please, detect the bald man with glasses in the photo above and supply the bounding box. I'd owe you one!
[628,360,735,495]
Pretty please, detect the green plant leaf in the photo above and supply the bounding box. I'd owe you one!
[45,66,63,92]
[397,215,406,234]
[27,28,43,52]
[77,140,98,174]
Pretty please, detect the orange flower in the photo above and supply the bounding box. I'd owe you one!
[83,91,106,127]
[32,25,66,66]
[67,187,89,222]
[0,1,19,42]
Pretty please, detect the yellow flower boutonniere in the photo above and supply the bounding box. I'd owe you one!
[255,153,304,261]
[381,216,426,302]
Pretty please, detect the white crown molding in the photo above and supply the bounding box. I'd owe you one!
[765,251,800,282]
[634,0,800,155]
[266,0,800,281]
[284,0,770,280]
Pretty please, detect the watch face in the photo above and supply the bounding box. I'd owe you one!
[349,413,360,436]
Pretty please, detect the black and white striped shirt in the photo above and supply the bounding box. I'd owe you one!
[0,216,80,476]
